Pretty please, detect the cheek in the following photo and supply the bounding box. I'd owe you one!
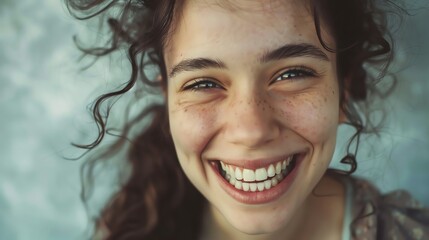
[277,88,339,143]
[169,103,218,158]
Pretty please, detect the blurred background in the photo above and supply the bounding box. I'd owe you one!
[0,0,428,239]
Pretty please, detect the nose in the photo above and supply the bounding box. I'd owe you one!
[223,93,280,149]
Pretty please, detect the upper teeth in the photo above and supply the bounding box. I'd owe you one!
[221,156,292,183]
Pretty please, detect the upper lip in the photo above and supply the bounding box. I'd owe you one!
[212,151,305,170]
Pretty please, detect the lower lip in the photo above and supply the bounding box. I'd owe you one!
[211,154,304,205]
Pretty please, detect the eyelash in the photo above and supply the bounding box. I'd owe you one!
[182,67,317,91]
[273,67,316,82]
[182,79,223,91]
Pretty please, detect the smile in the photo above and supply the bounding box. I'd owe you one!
[216,154,298,192]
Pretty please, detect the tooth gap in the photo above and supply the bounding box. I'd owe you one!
[288,155,297,169]
[217,161,226,177]
[282,155,298,175]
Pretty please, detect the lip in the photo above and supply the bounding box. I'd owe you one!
[210,153,305,205]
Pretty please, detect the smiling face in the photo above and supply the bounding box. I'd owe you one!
[165,0,341,237]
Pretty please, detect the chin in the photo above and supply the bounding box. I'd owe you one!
[231,219,286,235]
[211,199,298,236]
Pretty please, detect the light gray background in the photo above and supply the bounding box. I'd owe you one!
[0,0,428,239]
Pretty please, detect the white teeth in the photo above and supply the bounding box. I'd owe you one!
[281,160,287,170]
[264,180,272,190]
[234,180,242,190]
[243,169,256,182]
[229,165,235,179]
[229,177,236,185]
[257,182,265,191]
[242,182,250,192]
[221,161,226,171]
[235,168,243,180]
[275,162,282,174]
[221,157,296,192]
[267,164,275,177]
[225,165,230,175]
[271,178,278,187]
[255,168,268,181]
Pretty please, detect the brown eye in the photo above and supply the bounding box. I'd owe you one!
[275,68,316,82]
[183,79,223,91]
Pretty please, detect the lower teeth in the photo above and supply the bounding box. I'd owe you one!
[220,158,296,192]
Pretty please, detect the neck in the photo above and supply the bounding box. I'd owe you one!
[200,173,345,240]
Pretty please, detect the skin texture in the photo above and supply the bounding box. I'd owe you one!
[165,0,345,239]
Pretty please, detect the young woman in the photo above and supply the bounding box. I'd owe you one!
[66,0,429,239]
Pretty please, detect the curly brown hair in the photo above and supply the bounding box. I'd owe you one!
[65,0,399,239]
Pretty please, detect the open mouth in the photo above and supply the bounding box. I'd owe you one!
[216,154,298,192]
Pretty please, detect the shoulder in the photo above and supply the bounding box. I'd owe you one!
[344,176,429,240]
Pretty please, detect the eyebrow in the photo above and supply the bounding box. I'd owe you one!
[260,43,329,63]
[168,43,329,78]
[169,58,226,78]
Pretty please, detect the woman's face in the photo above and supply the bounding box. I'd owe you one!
[165,0,341,235]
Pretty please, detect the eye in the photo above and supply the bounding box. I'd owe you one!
[274,67,317,82]
[182,79,223,91]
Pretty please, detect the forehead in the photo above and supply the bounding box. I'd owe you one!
[165,0,331,68]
